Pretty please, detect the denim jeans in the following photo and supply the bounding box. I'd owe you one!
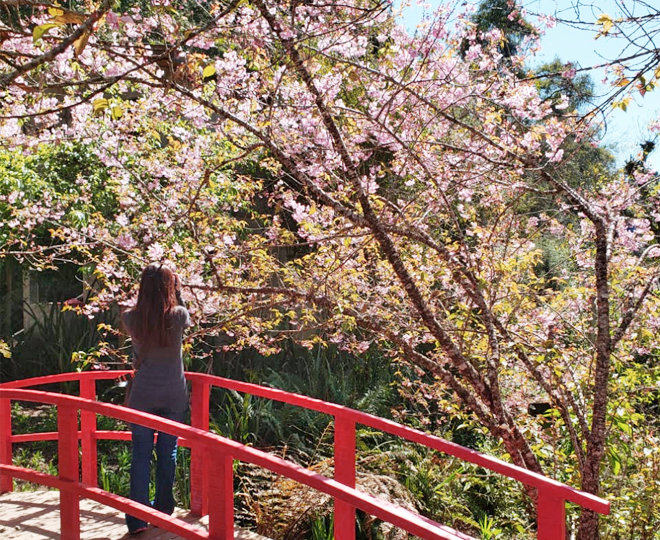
[125,408,186,533]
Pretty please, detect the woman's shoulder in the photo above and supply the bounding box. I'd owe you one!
[169,305,191,328]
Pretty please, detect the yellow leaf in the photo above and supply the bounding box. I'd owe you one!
[111,105,123,120]
[73,31,90,58]
[0,340,10,359]
[92,98,109,112]
[33,23,59,43]
[613,97,631,112]
[54,12,87,25]
[49,228,66,240]
[48,7,65,17]
[202,65,216,80]
[596,13,614,35]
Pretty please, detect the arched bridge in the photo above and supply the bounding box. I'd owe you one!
[0,371,610,539]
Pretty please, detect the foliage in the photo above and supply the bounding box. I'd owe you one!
[0,143,116,259]
[205,343,397,454]
[533,58,595,114]
[98,443,132,497]
[465,0,537,59]
[12,448,58,491]
[478,515,503,540]
[310,515,334,540]
[2,301,117,382]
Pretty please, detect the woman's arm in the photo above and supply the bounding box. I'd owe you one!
[174,275,186,308]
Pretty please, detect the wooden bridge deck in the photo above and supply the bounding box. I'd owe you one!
[0,490,266,540]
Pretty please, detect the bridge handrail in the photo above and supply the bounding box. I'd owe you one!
[0,370,610,540]
[0,371,609,512]
[183,372,609,513]
[0,464,214,539]
[0,387,471,540]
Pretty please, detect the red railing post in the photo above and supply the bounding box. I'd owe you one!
[0,396,12,493]
[334,414,356,540]
[208,449,234,540]
[58,403,80,540]
[80,377,98,487]
[537,490,566,540]
[190,377,210,516]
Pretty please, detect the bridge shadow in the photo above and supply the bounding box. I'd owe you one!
[0,490,208,539]
[0,489,270,540]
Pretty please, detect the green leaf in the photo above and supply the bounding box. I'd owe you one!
[607,447,622,475]
[613,97,631,112]
[69,210,87,226]
[33,23,59,43]
[615,418,633,436]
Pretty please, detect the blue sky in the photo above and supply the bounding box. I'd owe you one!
[398,0,660,171]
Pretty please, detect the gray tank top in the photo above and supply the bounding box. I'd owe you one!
[122,306,190,413]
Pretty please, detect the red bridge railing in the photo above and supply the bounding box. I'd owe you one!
[0,371,610,540]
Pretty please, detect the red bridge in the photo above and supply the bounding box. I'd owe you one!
[0,371,610,540]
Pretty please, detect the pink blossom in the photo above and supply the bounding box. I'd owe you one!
[147,242,165,260]
[465,44,481,61]
[116,233,137,250]
[546,149,564,162]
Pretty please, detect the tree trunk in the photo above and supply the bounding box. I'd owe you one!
[576,221,612,540]
[578,510,600,540]
[3,257,11,337]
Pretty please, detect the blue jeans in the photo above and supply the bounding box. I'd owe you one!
[125,409,186,533]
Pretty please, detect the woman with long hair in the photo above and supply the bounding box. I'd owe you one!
[122,263,190,534]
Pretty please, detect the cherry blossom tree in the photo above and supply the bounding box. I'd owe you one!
[2,1,660,538]
[531,1,660,117]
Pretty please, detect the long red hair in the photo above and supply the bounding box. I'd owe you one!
[129,263,178,348]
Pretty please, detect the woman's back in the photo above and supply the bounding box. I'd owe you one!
[122,305,190,412]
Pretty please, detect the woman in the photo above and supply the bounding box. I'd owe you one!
[122,263,190,534]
